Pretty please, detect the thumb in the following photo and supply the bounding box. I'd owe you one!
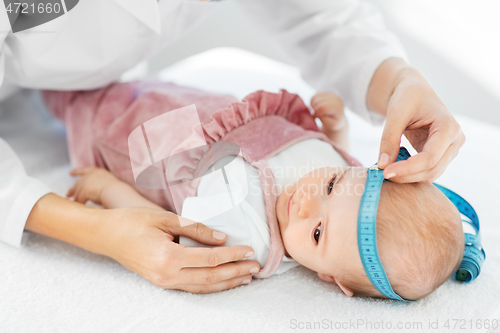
[378,111,407,170]
[176,220,227,246]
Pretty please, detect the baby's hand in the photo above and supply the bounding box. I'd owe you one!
[67,167,120,205]
[310,91,347,134]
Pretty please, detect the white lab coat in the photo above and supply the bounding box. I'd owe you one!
[0,0,407,247]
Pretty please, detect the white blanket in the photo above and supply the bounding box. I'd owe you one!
[0,48,499,333]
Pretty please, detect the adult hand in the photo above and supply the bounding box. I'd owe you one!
[367,58,465,184]
[26,194,260,294]
[99,207,260,293]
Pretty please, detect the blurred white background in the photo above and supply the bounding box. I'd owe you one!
[148,0,500,126]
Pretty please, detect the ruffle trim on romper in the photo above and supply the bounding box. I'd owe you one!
[202,89,319,143]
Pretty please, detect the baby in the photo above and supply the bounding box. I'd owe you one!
[43,82,464,300]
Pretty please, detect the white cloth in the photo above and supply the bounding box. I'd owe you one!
[0,0,406,247]
[180,138,349,275]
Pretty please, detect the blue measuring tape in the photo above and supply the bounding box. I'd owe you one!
[433,183,486,283]
[357,147,485,301]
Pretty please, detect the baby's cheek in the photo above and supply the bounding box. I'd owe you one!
[282,228,306,261]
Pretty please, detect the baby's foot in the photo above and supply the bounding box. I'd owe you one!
[310,91,347,133]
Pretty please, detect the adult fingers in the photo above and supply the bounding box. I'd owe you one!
[178,261,260,285]
[178,246,256,268]
[377,105,410,170]
[386,141,461,184]
[175,221,229,246]
[384,123,464,181]
[175,274,252,294]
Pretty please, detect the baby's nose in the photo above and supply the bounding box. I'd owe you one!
[297,191,319,219]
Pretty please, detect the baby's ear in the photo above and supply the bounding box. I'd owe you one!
[318,273,354,297]
[318,273,336,283]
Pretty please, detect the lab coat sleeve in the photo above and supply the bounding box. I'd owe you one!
[1,4,8,91]
[235,0,409,124]
[0,14,50,248]
[0,5,20,100]
[0,138,51,247]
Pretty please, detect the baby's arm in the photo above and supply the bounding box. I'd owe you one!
[67,167,163,210]
[310,92,349,151]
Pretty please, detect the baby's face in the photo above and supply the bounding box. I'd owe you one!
[276,166,368,294]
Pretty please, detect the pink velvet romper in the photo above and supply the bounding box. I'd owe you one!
[42,80,361,278]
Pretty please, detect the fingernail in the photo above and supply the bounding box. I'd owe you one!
[249,267,259,274]
[242,279,251,284]
[212,231,226,240]
[385,172,396,179]
[245,251,254,258]
[379,153,389,166]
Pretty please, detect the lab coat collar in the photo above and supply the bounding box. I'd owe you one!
[112,0,161,34]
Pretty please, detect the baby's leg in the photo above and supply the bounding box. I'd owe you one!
[310,92,349,151]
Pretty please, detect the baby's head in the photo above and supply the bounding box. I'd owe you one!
[276,167,464,300]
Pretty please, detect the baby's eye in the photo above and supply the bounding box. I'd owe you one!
[314,224,322,243]
[327,177,336,195]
